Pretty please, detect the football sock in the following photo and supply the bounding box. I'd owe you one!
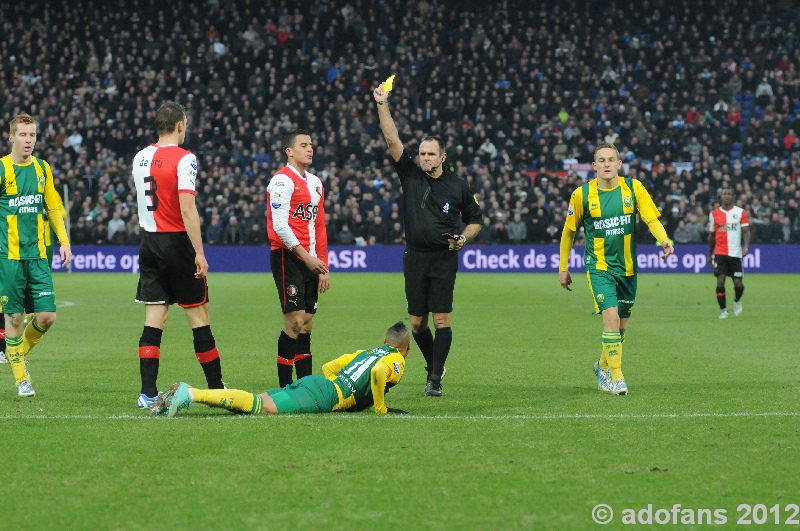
[295,332,312,378]
[193,325,224,389]
[620,331,626,344]
[412,328,434,377]
[602,332,623,381]
[716,287,726,309]
[22,317,47,356]
[277,330,297,387]
[139,326,162,397]
[734,284,744,301]
[431,327,452,379]
[7,336,27,385]
[192,388,263,414]
[0,319,6,354]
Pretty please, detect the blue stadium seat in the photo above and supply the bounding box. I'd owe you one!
[732,142,742,150]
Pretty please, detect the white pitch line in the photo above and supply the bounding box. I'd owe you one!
[1,411,798,420]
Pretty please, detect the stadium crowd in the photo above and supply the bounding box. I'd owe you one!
[1,0,799,247]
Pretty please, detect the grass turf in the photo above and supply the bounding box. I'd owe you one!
[0,272,798,529]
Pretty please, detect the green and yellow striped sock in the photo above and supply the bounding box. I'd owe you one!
[602,332,623,381]
[192,388,263,414]
[6,336,28,385]
[22,317,48,355]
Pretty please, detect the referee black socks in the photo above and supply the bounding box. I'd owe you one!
[413,328,434,377]
[432,327,452,380]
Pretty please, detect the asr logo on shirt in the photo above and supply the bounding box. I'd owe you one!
[292,203,318,221]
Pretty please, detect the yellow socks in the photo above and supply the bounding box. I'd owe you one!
[191,388,263,414]
[6,336,28,385]
[602,332,623,381]
[22,318,47,355]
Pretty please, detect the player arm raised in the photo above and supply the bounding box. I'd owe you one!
[373,84,403,162]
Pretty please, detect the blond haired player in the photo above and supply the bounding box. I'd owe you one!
[558,142,674,395]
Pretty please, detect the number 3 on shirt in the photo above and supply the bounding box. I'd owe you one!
[143,176,159,211]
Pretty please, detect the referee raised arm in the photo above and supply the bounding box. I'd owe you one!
[373,82,482,397]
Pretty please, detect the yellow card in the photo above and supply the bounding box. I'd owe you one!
[383,74,396,92]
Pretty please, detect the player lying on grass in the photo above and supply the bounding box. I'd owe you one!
[153,321,412,417]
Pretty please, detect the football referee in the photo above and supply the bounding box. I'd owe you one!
[373,82,482,397]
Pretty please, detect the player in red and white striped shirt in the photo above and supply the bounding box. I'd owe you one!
[708,187,750,318]
[266,128,330,386]
[131,101,225,409]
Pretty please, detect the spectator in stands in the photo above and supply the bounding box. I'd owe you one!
[387,222,405,245]
[205,214,224,245]
[246,223,266,246]
[337,225,355,245]
[506,213,527,243]
[224,216,245,245]
[0,0,798,251]
[107,211,126,242]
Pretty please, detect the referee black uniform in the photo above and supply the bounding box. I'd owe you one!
[393,150,482,390]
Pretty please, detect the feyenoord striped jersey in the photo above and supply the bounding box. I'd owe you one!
[564,177,662,276]
[266,164,328,265]
[132,144,198,233]
[709,206,749,258]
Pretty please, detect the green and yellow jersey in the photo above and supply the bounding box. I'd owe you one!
[0,155,69,260]
[323,345,406,414]
[563,177,663,276]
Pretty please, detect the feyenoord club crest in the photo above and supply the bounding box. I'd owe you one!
[286,285,299,296]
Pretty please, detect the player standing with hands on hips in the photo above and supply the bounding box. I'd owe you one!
[558,142,674,395]
[132,101,225,409]
[266,129,329,387]
[708,186,749,319]
[374,79,482,397]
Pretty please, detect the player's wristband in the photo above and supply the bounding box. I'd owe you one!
[458,234,466,244]
[376,101,388,105]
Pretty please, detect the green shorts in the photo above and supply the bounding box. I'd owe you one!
[266,375,339,414]
[586,270,637,318]
[0,258,56,314]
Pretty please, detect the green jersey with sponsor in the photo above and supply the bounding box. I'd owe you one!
[564,177,662,276]
[0,156,55,260]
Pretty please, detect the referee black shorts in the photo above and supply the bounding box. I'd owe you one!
[713,254,744,278]
[270,248,319,314]
[403,247,458,316]
[136,232,209,307]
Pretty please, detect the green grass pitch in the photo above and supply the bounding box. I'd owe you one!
[1,272,798,529]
